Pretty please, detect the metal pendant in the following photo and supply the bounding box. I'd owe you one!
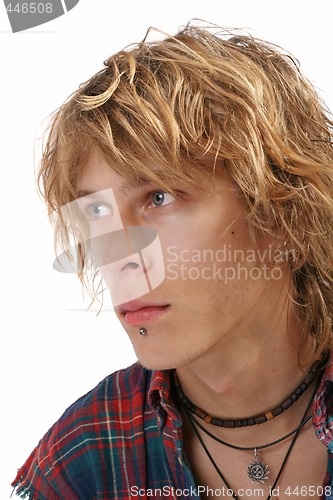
[247,449,270,483]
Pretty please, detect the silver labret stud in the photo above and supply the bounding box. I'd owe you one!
[139,328,147,335]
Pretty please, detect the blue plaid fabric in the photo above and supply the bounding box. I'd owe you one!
[12,359,333,499]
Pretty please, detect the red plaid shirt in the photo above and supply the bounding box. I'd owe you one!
[12,360,333,499]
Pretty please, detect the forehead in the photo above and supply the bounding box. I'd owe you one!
[76,152,157,198]
[77,154,126,196]
[75,150,229,200]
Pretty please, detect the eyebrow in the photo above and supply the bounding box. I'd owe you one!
[75,179,156,200]
[76,189,94,198]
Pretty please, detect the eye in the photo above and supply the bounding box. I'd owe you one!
[150,191,175,208]
[85,202,113,219]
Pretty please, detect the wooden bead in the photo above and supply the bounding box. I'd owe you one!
[223,420,236,428]
[254,415,267,425]
[211,417,223,426]
[194,408,208,420]
[272,406,284,417]
[281,398,294,410]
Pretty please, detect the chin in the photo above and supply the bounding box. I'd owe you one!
[133,345,186,371]
[135,354,176,371]
[135,346,203,372]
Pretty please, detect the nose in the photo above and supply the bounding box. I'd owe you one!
[121,261,140,271]
[119,252,146,277]
[95,226,165,307]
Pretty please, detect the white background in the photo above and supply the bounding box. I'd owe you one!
[1,0,333,497]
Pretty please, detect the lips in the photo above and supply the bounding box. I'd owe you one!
[117,300,170,327]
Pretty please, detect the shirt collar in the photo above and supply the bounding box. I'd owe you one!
[148,369,182,427]
[312,354,333,450]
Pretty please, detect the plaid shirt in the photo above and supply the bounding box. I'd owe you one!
[12,359,333,499]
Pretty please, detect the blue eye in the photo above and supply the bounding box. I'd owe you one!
[151,191,175,207]
[86,203,113,219]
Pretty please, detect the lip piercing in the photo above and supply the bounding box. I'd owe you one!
[139,328,147,336]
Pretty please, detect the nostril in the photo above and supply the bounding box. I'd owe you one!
[121,262,140,272]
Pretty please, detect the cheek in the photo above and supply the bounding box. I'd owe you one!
[161,234,224,287]
[156,211,266,291]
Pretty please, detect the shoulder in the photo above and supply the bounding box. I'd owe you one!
[43,361,151,450]
[12,363,155,498]
[61,361,150,421]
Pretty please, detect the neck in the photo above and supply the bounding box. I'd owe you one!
[175,320,317,444]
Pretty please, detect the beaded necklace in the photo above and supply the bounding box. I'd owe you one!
[173,358,325,496]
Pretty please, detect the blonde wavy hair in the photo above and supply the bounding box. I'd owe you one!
[39,22,333,362]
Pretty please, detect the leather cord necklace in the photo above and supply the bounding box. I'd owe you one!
[182,380,319,500]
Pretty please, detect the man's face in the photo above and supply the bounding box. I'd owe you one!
[76,154,290,370]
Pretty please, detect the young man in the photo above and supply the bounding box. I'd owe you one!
[12,23,333,499]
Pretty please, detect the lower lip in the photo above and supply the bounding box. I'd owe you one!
[123,306,169,326]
